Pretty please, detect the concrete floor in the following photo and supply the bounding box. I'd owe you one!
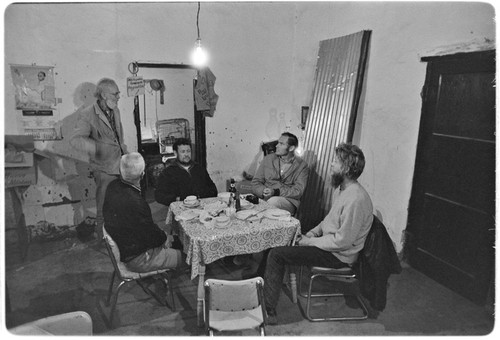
[3,202,495,336]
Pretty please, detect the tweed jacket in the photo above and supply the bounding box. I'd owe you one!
[70,102,126,175]
[252,153,309,209]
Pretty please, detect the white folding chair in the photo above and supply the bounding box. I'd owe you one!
[204,277,267,336]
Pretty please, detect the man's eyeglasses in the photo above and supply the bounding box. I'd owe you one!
[107,91,120,97]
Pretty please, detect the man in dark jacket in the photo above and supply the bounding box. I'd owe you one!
[103,152,182,272]
[155,138,217,206]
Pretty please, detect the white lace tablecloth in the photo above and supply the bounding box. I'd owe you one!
[166,197,301,280]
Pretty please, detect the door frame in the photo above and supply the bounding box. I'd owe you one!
[406,50,495,305]
[132,62,206,168]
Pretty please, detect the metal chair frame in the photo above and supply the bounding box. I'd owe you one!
[298,266,368,322]
[103,228,176,326]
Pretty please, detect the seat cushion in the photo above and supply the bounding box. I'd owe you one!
[209,307,264,331]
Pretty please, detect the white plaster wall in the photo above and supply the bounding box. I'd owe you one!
[3,2,495,251]
[290,2,495,250]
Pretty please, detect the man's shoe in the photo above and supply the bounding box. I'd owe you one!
[233,254,250,266]
[266,308,278,325]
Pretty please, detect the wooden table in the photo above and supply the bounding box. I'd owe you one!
[166,197,301,326]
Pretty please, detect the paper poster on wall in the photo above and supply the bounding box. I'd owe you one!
[10,64,56,110]
[22,117,62,140]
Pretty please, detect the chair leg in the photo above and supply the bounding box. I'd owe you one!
[109,280,127,326]
[303,273,368,322]
[260,325,266,336]
[106,270,117,306]
[161,272,176,312]
[290,271,297,304]
[136,278,167,307]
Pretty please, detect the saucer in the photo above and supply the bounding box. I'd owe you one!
[215,220,231,228]
[183,200,200,208]
[263,209,291,220]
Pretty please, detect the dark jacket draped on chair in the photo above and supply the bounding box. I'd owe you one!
[358,215,402,311]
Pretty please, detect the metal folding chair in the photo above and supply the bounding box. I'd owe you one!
[204,277,267,336]
[103,227,176,326]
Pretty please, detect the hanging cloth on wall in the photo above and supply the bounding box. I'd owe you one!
[194,67,218,117]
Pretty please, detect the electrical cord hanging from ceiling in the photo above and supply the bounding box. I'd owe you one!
[196,2,201,39]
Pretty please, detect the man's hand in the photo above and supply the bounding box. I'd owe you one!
[297,234,313,246]
[263,188,273,200]
[163,234,174,248]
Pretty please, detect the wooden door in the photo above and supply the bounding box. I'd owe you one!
[407,50,495,304]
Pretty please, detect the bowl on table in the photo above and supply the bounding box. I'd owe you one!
[214,215,230,228]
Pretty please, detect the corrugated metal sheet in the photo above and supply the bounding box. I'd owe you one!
[298,30,371,230]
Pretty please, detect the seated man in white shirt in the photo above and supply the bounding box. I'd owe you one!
[262,143,373,325]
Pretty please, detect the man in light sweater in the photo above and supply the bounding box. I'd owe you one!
[262,143,373,324]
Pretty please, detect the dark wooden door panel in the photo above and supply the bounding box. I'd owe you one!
[434,72,495,140]
[424,137,495,213]
[408,51,495,305]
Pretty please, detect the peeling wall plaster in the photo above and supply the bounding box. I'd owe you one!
[4,2,494,252]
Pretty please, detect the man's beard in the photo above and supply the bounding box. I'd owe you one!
[177,158,192,166]
[331,172,345,188]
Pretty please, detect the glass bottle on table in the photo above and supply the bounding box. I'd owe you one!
[229,178,236,206]
[235,191,241,212]
[226,178,237,216]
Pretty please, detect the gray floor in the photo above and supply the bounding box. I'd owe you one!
[3,202,495,336]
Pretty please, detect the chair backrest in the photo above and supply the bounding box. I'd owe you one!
[261,140,278,156]
[10,311,93,335]
[102,227,131,280]
[204,277,264,312]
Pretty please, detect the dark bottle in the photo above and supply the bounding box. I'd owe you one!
[229,178,236,194]
[235,191,241,212]
[229,178,236,207]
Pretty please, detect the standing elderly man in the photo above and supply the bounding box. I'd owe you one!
[70,78,127,240]
[155,138,217,207]
[252,132,309,216]
[103,152,182,272]
[262,143,373,324]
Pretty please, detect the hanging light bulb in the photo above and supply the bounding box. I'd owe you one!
[190,2,208,68]
[191,38,208,67]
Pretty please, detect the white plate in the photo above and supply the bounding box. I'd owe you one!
[263,209,291,220]
[235,209,259,220]
[176,209,201,221]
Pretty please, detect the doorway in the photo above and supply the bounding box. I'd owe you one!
[130,62,207,197]
[407,50,495,305]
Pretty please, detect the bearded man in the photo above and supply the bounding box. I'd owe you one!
[262,143,373,325]
[155,138,217,207]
